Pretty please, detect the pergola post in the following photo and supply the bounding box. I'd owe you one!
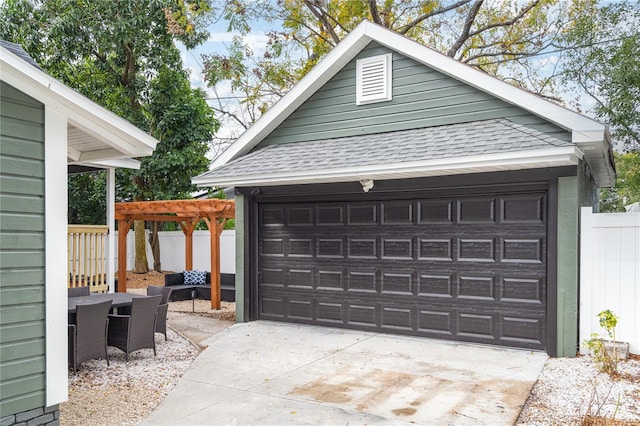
[204,217,227,310]
[181,219,198,270]
[117,219,133,293]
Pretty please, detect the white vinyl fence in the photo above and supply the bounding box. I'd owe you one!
[580,207,640,354]
[114,230,236,274]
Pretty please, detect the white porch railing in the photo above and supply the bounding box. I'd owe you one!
[68,225,108,293]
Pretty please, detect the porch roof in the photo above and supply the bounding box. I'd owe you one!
[1,41,158,170]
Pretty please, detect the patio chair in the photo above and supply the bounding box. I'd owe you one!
[68,299,113,373]
[107,295,162,361]
[68,286,90,298]
[147,286,173,340]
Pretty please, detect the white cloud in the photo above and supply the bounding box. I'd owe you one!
[206,31,270,57]
[187,65,204,87]
[207,31,237,43]
[243,33,269,56]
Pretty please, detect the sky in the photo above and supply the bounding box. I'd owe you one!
[178,17,275,146]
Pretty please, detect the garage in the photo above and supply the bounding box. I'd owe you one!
[257,187,547,350]
[192,22,614,356]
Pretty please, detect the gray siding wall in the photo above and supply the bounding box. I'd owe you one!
[260,42,571,147]
[0,81,46,417]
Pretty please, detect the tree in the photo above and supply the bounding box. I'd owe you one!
[560,0,640,151]
[0,0,217,272]
[558,1,639,210]
[119,67,217,271]
[201,0,596,149]
[599,152,640,212]
[67,171,107,225]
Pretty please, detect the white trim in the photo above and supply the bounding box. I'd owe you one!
[205,20,613,187]
[106,168,116,293]
[194,146,582,187]
[83,158,142,170]
[44,107,68,406]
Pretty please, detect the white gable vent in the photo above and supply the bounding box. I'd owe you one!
[356,53,392,105]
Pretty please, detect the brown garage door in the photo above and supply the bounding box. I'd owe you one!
[257,190,547,350]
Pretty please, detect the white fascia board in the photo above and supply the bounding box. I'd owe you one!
[77,158,142,170]
[211,24,372,168]
[1,47,157,157]
[74,147,135,163]
[195,146,582,187]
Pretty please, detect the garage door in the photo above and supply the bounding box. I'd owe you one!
[257,190,547,350]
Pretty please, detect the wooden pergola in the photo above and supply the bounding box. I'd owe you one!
[115,199,235,309]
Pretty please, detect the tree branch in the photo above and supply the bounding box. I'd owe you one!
[578,77,640,144]
[91,49,118,76]
[467,0,541,39]
[210,104,251,130]
[303,0,341,44]
[447,0,484,57]
[398,0,472,34]
[368,0,383,25]
[287,17,335,47]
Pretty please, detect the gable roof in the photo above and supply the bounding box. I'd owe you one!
[1,42,157,169]
[203,20,614,187]
[194,119,581,187]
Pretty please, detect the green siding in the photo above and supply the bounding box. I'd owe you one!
[554,163,598,357]
[556,177,579,357]
[260,42,571,147]
[234,194,247,322]
[0,81,47,417]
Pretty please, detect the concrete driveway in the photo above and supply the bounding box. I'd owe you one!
[142,321,546,425]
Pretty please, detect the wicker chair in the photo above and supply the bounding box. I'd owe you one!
[68,286,90,297]
[68,299,113,373]
[147,286,173,341]
[107,295,162,361]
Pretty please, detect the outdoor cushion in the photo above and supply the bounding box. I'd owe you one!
[183,270,206,285]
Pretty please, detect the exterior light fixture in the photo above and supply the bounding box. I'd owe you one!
[359,179,374,193]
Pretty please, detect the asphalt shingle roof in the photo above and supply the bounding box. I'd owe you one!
[200,119,572,182]
[1,40,41,69]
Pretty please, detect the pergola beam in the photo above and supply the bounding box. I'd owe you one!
[114,199,235,311]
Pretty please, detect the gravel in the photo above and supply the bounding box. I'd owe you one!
[518,355,640,425]
[60,328,200,426]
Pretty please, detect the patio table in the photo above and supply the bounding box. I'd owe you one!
[68,293,146,314]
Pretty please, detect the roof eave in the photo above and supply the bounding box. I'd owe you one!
[1,46,158,159]
[195,146,582,188]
